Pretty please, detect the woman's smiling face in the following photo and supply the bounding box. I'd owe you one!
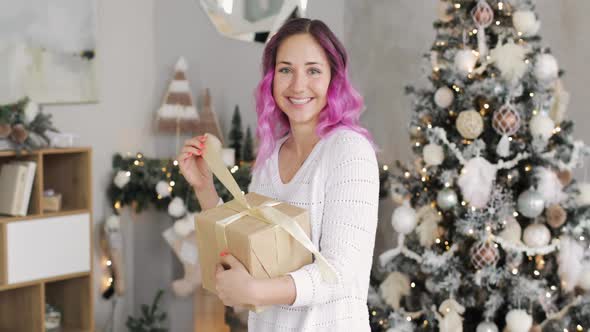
[272,33,332,128]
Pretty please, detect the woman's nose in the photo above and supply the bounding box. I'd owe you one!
[290,72,306,93]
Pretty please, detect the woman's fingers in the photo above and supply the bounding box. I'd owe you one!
[181,146,202,157]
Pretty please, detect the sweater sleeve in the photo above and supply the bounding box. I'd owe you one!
[288,133,380,307]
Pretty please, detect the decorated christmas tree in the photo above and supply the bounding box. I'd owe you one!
[229,105,244,163]
[243,126,255,163]
[371,1,590,331]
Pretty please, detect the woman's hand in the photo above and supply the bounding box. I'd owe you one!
[215,253,258,307]
[178,135,213,191]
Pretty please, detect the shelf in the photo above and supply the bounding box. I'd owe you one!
[0,272,90,292]
[0,147,90,158]
[0,209,90,224]
[45,275,92,331]
[0,284,43,331]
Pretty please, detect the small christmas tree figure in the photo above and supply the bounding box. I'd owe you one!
[243,126,255,162]
[229,105,244,163]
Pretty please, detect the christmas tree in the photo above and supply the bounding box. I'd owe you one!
[243,126,255,163]
[372,1,590,331]
[229,105,244,163]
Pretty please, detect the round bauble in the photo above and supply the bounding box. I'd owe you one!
[156,180,172,198]
[505,309,532,332]
[523,223,551,248]
[434,86,454,108]
[471,0,494,28]
[476,321,498,332]
[517,189,545,218]
[545,204,567,228]
[535,54,559,83]
[513,11,540,36]
[391,203,417,234]
[471,241,500,269]
[455,49,478,76]
[530,114,555,140]
[456,110,484,139]
[492,104,521,136]
[437,188,458,211]
[423,143,444,166]
[113,170,130,189]
[168,197,186,218]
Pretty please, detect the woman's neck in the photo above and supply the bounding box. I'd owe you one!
[286,123,320,158]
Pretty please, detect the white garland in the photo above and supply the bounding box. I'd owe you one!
[429,127,530,168]
[541,140,589,171]
[492,235,560,256]
[379,233,423,266]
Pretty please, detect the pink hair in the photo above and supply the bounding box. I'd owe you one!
[254,18,374,169]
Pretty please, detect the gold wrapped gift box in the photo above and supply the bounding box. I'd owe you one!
[194,192,312,299]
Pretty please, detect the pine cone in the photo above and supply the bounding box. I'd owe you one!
[10,124,28,144]
[0,123,11,138]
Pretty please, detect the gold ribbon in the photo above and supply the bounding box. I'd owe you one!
[203,133,338,284]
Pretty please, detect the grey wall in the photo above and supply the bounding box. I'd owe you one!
[344,0,590,262]
[39,0,590,331]
[42,0,342,331]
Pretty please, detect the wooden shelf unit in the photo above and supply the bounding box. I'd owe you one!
[0,148,94,332]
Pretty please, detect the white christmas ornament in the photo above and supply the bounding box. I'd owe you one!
[168,197,187,218]
[455,49,478,76]
[105,215,121,232]
[476,321,498,332]
[557,236,585,292]
[498,217,523,245]
[458,157,497,208]
[23,100,40,124]
[434,86,454,108]
[391,201,417,234]
[156,180,172,198]
[437,299,465,332]
[535,167,567,206]
[505,309,532,332]
[113,170,130,189]
[512,11,540,36]
[517,189,545,218]
[534,54,559,83]
[416,205,442,247]
[490,40,528,83]
[529,114,555,141]
[522,223,551,248]
[173,213,195,237]
[379,272,410,310]
[575,182,590,206]
[578,262,590,291]
[423,143,445,166]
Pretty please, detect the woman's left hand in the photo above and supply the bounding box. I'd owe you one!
[215,253,258,307]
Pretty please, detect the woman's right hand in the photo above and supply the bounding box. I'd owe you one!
[178,135,214,192]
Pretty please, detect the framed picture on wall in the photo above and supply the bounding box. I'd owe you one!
[0,0,98,104]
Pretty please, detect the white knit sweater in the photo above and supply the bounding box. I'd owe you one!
[246,128,379,332]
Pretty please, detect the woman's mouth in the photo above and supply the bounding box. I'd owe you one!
[288,97,313,105]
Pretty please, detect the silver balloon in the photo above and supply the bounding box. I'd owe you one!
[437,188,458,210]
[517,189,545,218]
[476,321,499,332]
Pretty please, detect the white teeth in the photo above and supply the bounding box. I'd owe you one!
[288,97,311,105]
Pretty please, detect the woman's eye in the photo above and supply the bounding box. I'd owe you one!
[309,68,321,75]
[278,67,291,74]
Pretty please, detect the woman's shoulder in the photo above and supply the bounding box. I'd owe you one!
[323,127,375,154]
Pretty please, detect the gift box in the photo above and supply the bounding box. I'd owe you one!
[192,133,337,312]
[194,192,312,297]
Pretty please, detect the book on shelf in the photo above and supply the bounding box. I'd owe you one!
[0,161,37,217]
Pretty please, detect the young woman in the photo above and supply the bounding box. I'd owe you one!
[179,18,379,332]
